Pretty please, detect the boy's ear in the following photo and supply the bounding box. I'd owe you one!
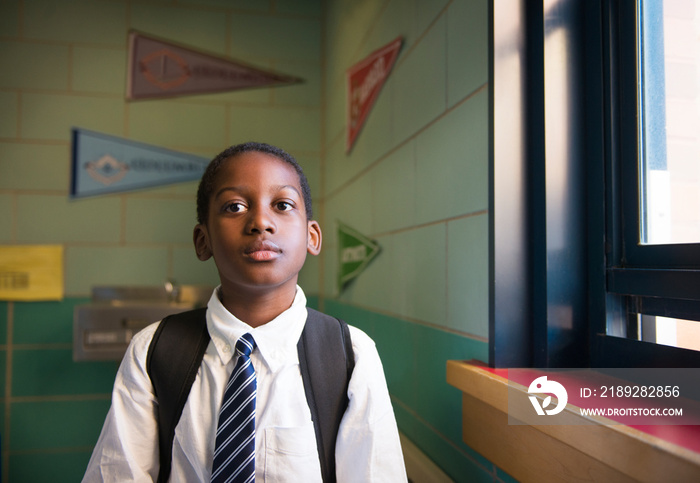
[193,224,213,261]
[307,220,322,256]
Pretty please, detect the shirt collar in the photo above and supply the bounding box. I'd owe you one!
[206,286,307,373]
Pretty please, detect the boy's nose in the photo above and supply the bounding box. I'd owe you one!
[246,208,276,234]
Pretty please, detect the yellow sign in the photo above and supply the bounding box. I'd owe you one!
[0,245,64,301]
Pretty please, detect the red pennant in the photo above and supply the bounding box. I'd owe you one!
[127,31,302,100]
[346,37,402,152]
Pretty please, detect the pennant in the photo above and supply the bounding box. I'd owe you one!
[127,31,303,100]
[346,37,402,152]
[337,221,381,291]
[70,128,209,198]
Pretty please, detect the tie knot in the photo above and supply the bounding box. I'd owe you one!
[236,333,256,358]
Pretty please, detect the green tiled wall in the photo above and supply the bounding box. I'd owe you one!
[1,0,322,479]
[320,0,494,481]
[323,300,492,483]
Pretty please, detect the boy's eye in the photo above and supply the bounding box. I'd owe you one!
[224,202,247,213]
[276,201,294,211]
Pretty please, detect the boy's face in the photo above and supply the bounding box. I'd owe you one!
[193,152,321,297]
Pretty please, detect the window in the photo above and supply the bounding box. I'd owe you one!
[600,0,700,365]
[489,0,700,368]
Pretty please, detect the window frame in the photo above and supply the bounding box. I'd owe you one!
[489,0,700,369]
[596,0,700,366]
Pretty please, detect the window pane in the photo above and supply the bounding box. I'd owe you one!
[639,0,700,244]
[641,315,700,351]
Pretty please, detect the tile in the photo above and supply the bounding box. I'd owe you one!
[387,226,448,324]
[323,139,364,198]
[295,152,321,205]
[323,300,418,409]
[0,91,18,138]
[0,41,70,90]
[130,3,228,54]
[9,451,94,483]
[125,198,196,244]
[447,215,489,338]
[415,89,488,224]
[392,14,447,144]
[229,14,321,62]
[16,194,121,243]
[305,294,319,310]
[365,0,418,53]
[0,0,19,38]
[72,47,127,95]
[23,0,126,45]
[371,141,416,233]
[227,105,320,153]
[297,252,320,295]
[177,0,270,11]
[171,247,220,287]
[0,301,7,344]
[12,349,118,397]
[128,102,226,150]
[325,0,385,83]
[272,61,321,108]
[393,403,495,483]
[323,181,373,238]
[371,312,418,407]
[274,0,321,17]
[323,83,345,151]
[0,194,12,242]
[415,0,450,39]
[447,0,488,107]
[65,246,170,295]
[0,350,6,393]
[0,143,71,191]
[14,297,90,344]
[10,399,111,450]
[21,93,124,141]
[412,323,488,444]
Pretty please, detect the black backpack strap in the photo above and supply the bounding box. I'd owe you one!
[297,308,356,483]
[146,307,210,483]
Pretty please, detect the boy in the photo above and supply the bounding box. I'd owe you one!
[83,142,407,482]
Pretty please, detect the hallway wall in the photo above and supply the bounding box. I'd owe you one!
[317,1,495,481]
[0,1,321,480]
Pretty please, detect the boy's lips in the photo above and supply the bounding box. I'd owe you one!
[244,240,282,261]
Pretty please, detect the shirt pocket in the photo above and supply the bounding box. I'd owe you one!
[264,423,322,482]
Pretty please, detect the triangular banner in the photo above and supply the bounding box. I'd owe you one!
[337,221,381,291]
[127,31,303,100]
[346,37,403,152]
[70,128,209,198]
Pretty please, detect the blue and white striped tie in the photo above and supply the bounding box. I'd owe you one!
[211,333,257,483]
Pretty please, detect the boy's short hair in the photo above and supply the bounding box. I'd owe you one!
[196,142,313,224]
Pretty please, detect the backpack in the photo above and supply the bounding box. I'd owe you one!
[146,307,355,483]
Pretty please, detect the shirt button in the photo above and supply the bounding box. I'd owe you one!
[223,344,231,353]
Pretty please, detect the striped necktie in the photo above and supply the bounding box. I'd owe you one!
[211,333,257,483]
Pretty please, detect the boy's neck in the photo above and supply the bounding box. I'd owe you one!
[219,284,297,328]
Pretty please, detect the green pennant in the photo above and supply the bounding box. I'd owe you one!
[337,221,381,291]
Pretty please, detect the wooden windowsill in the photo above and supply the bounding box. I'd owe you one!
[447,360,700,482]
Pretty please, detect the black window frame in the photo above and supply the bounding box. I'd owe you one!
[592,0,700,368]
[489,0,700,369]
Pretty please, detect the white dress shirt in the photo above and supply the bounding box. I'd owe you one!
[83,286,407,482]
